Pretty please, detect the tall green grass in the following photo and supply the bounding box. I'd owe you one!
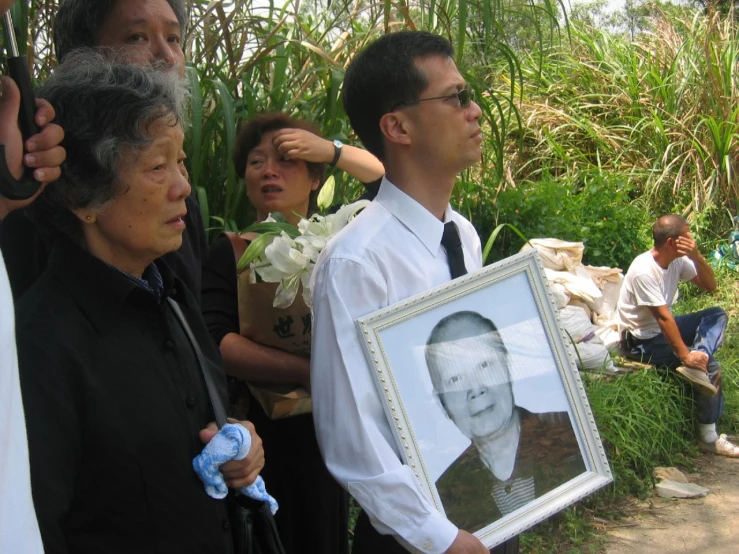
[178,0,562,233]
[10,1,739,237]
[486,4,739,230]
[8,0,564,234]
[585,371,695,496]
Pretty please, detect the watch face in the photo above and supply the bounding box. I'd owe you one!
[333,139,343,149]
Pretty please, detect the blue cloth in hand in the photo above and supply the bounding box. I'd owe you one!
[193,423,278,514]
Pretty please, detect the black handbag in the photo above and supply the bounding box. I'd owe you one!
[168,298,287,554]
[227,491,287,554]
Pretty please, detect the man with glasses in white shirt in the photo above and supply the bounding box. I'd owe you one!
[311,31,516,554]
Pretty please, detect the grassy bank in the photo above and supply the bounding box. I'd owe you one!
[519,264,739,553]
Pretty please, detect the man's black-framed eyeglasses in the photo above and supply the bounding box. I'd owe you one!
[390,88,475,112]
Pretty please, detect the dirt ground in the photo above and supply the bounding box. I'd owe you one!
[603,454,739,553]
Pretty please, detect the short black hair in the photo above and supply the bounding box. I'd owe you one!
[232,112,326,214]
[53,0,187,63]
[342,31,454,161]
[653,214,688,247]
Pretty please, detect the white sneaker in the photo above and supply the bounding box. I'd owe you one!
[699,434,739,458]
[675,366,718,396]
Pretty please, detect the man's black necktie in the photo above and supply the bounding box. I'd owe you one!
[441,222,468,279]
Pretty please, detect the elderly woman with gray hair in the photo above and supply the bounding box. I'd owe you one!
[15,51,264,554]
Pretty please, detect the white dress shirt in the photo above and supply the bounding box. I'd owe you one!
[0,252,44,553]
[310,178,482,554]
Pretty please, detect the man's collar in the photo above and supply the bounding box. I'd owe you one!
[48,239,183,333]
[375,176,453,256]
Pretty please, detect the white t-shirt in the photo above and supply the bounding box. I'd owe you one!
[0,252,44,552]
[616,251,697,339]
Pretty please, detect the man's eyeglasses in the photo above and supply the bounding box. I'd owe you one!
[391,88,475,112]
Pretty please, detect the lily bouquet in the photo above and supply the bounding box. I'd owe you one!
[236,200,370,309]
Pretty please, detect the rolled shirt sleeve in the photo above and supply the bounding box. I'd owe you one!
[678,256,698,282]
[310,256,458,554]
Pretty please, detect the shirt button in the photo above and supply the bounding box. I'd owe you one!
[185,397,196,409]
[423,541,432,551]
[163,339,175,350]
[221,518,230,531]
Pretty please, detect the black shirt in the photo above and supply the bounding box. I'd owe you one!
[435,409,586,533]
[0,194,208,303]
[16,239,233,554]
[201,237,352,554]
[201,235,242,345]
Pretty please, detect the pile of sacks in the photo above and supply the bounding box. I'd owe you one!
[521,239,622,373]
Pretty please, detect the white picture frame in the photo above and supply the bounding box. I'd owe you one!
[355,249,612,549]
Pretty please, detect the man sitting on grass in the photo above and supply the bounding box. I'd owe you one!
[617,214,737,457]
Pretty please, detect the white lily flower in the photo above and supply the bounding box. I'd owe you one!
[299,216,331,238]
[294,235,324,261]
[254,263,286,283]
[250,200,371,308]
[273,274,302,309]
[300,265,314,308]
[289,245,311,267]
[263,232,308,274]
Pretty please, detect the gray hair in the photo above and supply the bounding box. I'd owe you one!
[54,0,188,63]
[425,311,510,392]
[33,50,190,241]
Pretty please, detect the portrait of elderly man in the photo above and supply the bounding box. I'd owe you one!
[426,311,586,533]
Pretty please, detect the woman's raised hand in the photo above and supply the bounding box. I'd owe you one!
[272,126,385,184]
[272,127,333,164]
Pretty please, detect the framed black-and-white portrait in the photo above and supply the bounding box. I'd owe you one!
[355,249,612,548]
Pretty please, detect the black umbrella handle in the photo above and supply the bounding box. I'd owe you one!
[0,11,41,201]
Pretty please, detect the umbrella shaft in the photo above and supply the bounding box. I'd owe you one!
[4,12,19,58]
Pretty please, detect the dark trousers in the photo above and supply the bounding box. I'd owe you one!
[622,306,727,424]
[243,396,349,554]
[352,511,519,554]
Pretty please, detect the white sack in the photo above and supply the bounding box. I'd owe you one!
[550,283,570,309]
[583,266,624,320]
[544,268,602,304]
[594,323,622,352]
[559,305,593,342]
[521,238,584,271]
[559,306,615,372]
[595,277,623,323]
[574,340,616,373]
[584,265,623,287]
